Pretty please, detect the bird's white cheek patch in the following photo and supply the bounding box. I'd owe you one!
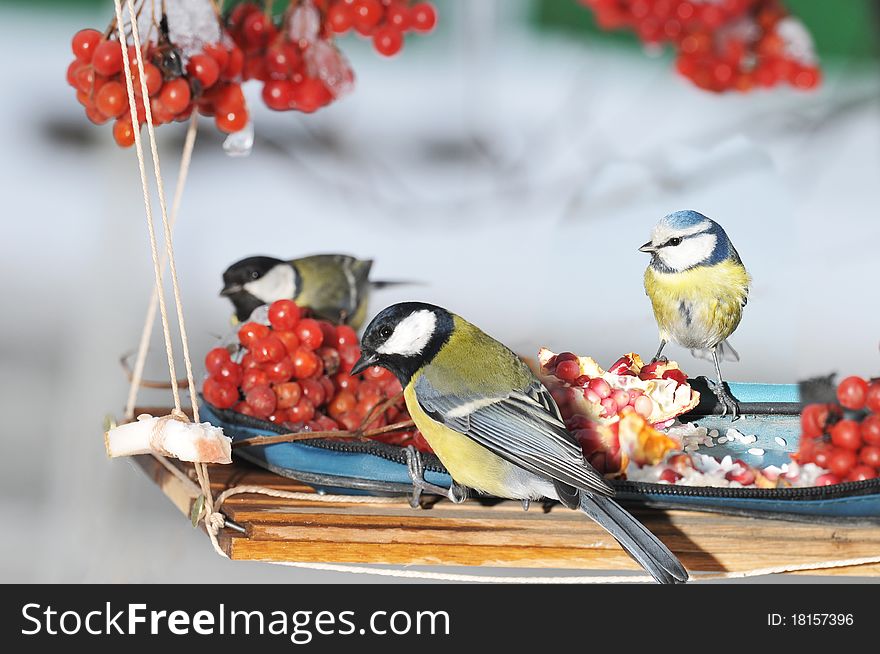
[377,310,437,356]
[244,264,296,303]
[659,233,717,271]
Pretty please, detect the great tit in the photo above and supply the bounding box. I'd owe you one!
[220,254,408,328]
[352,302,688,584]
[640,210,750,418]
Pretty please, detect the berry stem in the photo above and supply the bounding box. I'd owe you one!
[231,419,416,449]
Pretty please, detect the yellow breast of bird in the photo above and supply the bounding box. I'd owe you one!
[403,379,521,498]
[644,259,750,347]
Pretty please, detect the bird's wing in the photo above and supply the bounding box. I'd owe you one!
[414,374,613,497]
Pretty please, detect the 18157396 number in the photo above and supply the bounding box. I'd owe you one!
[768,614,854,627]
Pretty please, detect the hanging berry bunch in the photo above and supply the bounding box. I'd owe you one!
[66,4,249,147]
[325,0,437,56]
[578,0,822,93]
[224,0,437,114]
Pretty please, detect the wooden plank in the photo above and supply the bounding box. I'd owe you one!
[133,453,880,578]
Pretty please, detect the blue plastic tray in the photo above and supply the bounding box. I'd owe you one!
[201,382,880,521]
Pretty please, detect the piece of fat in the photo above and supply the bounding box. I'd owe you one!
[105,413,232,464]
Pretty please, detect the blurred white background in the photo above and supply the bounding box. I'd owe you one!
[1,1,879,582]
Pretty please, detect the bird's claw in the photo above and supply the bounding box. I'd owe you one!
[650,355,668,364]
[707,379,740,421]
[404,445,467,507]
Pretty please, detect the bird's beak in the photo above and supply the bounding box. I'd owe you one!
[220,283,243,297]
[639,241,658,253]
[350,351,379,376]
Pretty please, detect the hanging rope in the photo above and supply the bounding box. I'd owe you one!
[124,116,199,421]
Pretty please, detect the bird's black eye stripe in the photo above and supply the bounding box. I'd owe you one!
[665,237,683,247]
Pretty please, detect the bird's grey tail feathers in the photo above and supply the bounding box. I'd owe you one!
[579,492,688,584]
[370,280,424,289]
[691,339,740,363]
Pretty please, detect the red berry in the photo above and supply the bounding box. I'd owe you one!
[320,375,336,400]
[223,47,245,79]
[328,390,357,419]
[266,357,295,383]
[861,414,880,446]
[188,54,220,89]
[205,347,231,376]
[291,347,320,378]
[204,44,230,72]
[410,3,437,32]
[338,344,361,372]
[234,401,257,417]
[246,385,277,418]
[214,360,243,386]
[800,403,829,440]
[159,78,191,115]
[837,376,868,410]
[268,299,302,330]
[858,445,880,469]
[216,106,249,133]
[335,325,359,347]
[328,4,354,33]
[262,79,293,111]
[866,382,880,414]
[289,398,316,423]
[845,465,877,482]
[295,319,325,350]
[203,377,239,409]
[385,2,411,29]
[353,0,383,33]
[238,321,270,348]
[292,77,330,113]
[334,372,360,392]
[812,442,832,469]
[240,352,260,370]
[252,335,287,363]
[92,39,124,76]
[275,381,303,409]
[830,420,862,451]
[72,29,102,63]
[112,117,136,148]
[241,368,270,392]
[95,81,127,118]
[373,26,403,56]
[828,448,857,478]
[275,330,301,355]
[316,346,341,376]
[132,61,163,97]
[242,11,274,48]
[301,378,327,407]
[815,473,840,487]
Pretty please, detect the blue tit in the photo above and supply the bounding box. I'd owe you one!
[352,302,688,584]
[640,210,750,418]
[220,254,411,328]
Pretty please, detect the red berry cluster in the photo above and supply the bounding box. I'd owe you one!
[202,299,431,452]
[796,376,880,485]
[579,0,821,92]
[66,25,248,147]
[226,1,352,113]
[326,0,437,57]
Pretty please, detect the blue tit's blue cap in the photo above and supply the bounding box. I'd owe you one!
[662,209,712,229]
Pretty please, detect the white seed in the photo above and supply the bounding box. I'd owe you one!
[717,436,728,444]
[747,447,765,456]
[774,436,787,447]
[743,434,758,444]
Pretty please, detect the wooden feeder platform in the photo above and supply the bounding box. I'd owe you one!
[135,453,880,578]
